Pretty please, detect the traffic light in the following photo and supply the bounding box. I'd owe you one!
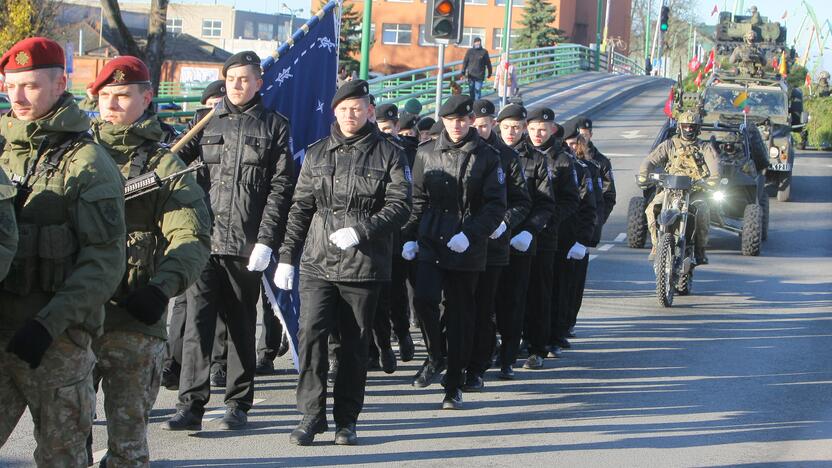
[425,0,464,44]
[660,6,670,32]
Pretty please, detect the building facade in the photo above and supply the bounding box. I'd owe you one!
[330,0,632,74]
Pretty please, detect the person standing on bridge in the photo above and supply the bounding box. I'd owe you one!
[462,37,493,101]
[275,80,412,446]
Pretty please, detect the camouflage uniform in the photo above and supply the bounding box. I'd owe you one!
[0,168,18,281]
[90,115,211,467]
[0,92,127,467]
[729,31,766,76]
[816,72,830,98]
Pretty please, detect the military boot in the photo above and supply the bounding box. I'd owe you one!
[290,413,328,446]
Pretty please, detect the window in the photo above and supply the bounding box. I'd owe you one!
[465,0,487,4]
[382,23,412,45]
[258,23,274,40]
[351,23,376,42]
[496,0,525,6]
[493,28,519,49]
[459,27,486,48]
[202,19,222,37]
[243,21,255,39]
[166,18,183,34]
[418,25,438,47]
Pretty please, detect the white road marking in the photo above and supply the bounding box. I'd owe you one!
[603,152,639,157]
[621,130,643,139]
[613,232,627,243]
[589,254,599,262]
[597,244,614,251]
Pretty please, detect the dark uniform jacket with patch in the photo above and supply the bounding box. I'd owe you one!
[588,141,616,225]
[278,123,412,282]
[509,138,557,257]
[484,132,530,266]
[177,95,294,258]
[532,136,580,251]
[404,128,507,272]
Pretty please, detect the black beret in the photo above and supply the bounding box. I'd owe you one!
[417,117,436,132]
[497,103,527,121]
[429,120,445,135]
[576,116,592,130]
[527,107,556,123]
[473,99,495,117]
[223,50,261,76]
[400,112,419,130]
[561,118,579,140]
[375,103,398,122]
[332,79,370,108]
[200,79,226,105]
[439,95,474,118]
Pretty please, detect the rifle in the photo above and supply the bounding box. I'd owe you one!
[123,107,216,201]
[12,137,50,215]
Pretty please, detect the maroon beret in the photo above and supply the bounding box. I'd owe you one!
[0,37,65,75]
[89,56,151,95]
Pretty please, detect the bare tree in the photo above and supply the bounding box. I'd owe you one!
[100,0,169,93]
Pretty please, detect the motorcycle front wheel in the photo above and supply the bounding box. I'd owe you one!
[655,232,676,307]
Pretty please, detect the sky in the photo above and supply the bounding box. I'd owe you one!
[174,0,831,74]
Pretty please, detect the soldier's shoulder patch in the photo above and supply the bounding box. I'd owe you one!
[587,178,594,192]
[572,167,579,186]
[496,166,506,185]
[404,165,413,183]
[547,167,554,181]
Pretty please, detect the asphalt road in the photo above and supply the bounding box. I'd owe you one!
[3,82,832,467]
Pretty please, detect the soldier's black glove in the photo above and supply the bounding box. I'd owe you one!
[123,285,169,325]
[6,319,53,369]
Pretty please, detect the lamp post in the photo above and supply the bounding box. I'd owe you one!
[282,3,304,40]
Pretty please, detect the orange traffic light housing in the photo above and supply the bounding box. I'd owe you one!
[426,0,464,44]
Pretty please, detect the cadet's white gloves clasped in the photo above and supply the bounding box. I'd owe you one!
[510,231,533,252]
[447,232,470,253]
[566,242,587,260]
[246,243,272,271]
[401,241,419,260]
[329,227,360,250]
[274,263,296,290]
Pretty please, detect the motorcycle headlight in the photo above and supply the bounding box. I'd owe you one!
[769,146,780,159]
[712,190,726,202]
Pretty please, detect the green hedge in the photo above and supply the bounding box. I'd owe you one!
[802,97,832,149]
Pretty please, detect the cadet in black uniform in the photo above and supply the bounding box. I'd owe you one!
[493,104,557,379]
[577,117,616,246]
[276,80,411,446]
[164,52,295,431]
[464,100,531,390]
[523,108,580,369]
[397,112,419,139]
[550,122,597,353]
[417,117,437,143]
[402,95,506,409]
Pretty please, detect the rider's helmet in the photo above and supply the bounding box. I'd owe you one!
[819,70,831,82]
[744,30,757,44]
[676,110,702,142]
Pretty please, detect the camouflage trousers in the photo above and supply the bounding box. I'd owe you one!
[92,330,165,468]
[0,329,96,468]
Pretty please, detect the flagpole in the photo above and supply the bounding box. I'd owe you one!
[261,0,340,72]
[644,0,651,62]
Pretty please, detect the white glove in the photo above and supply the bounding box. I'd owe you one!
[329,227,360,250]
[566,242,587,260]
[447,232,470,253]
[401,241,419,261]
[510,231,533,252]
[273,263,296,290]
[490,221,508,239]
[246,243,273,272]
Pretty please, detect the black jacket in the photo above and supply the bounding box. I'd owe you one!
[485,132,530,266]
[178,95,295,258]
[405,128,506,272]
[462,47,493,81]
[278,123,412,282]
[588,141,616,224]
[533,136,580,251]
[510,138,557,256]
[558,156,598,251]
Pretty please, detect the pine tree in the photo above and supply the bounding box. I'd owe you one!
[515,0,567,49]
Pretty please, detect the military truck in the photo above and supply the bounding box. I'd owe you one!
[714,10,788,63]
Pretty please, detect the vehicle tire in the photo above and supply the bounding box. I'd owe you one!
[676,268,693,296]
[655,233,675,307]
[741,203,763,256]
[777,172,791,202]
[760,194,769,241]
[627,196,648,248]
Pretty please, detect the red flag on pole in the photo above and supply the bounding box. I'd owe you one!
[781,10,788,21]
[711,4,719,16]
[694,70,703,88]
[688,56,701,72]
[805,73,812,87]
[703,49,715,73]
[664,87,675,117]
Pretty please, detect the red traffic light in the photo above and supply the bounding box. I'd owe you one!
[436,0,453,15]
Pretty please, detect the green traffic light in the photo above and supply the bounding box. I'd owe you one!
[661,24,668,31]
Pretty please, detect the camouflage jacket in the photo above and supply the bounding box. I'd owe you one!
[0,168,18,282]
[639,136,721,186]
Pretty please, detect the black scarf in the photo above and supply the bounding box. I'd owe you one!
[332,121,374,145]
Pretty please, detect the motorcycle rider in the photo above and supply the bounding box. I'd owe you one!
[638,110,721,265]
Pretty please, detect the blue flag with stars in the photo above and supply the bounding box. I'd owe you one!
[259,2,339,372]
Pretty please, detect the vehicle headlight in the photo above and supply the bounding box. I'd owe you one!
[712,190,726,202]
[769,146,780,159]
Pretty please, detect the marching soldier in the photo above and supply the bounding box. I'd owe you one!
[164,51,295,431]
[417,117,437,143]
[87,56,211,465]
[577,117,616,246]
[275,79,411,446]
[524,108,580,369]
[493,103,556,380]
[403,95,506,408]
[0,168,17,281]
[465,99,531,389]
[0,37,126,466]
[397,112,420,139]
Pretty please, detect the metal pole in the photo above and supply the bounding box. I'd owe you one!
[650,1,662,65]
[98,7,103,48]
[501,0,514,108]
[602,0,612,53]
[595,0,603,70]
[644,0,652,61]
[434,43,446,120]
[79,29,84,56]
[359,0,373,79]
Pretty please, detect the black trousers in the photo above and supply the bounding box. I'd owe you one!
[495,254,533,367]
[296,275,380,426]
[372,282,394,352]
[467,264,502,376]
[524,250,555,357]
[551,251,579,342]
[390,255,414,339]
[178,256,260,416]
[211,316,228,370]
[164,295,188,370]
[257,287,284,361]
[412,262,479,394]
[568,256,590,330]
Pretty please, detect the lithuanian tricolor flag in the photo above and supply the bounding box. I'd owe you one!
[732,91,748,109]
